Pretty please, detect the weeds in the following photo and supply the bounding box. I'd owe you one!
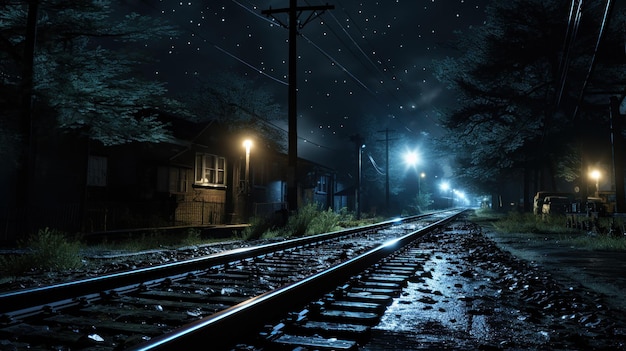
[0,228,83,275]
[181,228,203,246]
[287,203,319,237]
[306,207,342,235]
[242,205,365,240]
[241,216,277,241]
[564,235,626,251]
[485,209,626,251]
[493,211,576,235]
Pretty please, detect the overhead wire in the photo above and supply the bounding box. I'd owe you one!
[134,0,288,86]
[555,0,583,109]
[572,0,614,120]
[367,153,386,176]
[132,0,340,152]
[135,0,423,152]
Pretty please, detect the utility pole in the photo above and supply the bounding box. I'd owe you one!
[262,2,334,213]
[377,128,396,211]
[350,134,364,219]
[610,96,625,213]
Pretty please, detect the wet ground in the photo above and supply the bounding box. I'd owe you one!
[361,222,626,350]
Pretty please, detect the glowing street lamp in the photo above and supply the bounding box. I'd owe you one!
[404,151,419,167]
[419,172,425,195]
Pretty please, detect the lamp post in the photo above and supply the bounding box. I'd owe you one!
[589,169,600,196]
[243,139,252,195]
[241,139,253,222]
[419,172,425,196]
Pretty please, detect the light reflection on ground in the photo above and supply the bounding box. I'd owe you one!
[375,249,493,342]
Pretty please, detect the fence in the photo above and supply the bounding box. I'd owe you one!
[1,203,82,241]
[1,200,226,240]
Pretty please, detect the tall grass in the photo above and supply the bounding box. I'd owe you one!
[492,211,577,235]
[0,228,83,275]
[242,204,359,240]
[480,209,626,251]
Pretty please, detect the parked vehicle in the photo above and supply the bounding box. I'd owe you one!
[533,191,574,215]
[541,196,572,215]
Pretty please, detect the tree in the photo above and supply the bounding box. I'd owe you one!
[0,1,184,224]
[0,1,182,150]
[432,0,626,210]
[181,73,286,152]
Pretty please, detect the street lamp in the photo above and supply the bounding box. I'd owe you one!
[419,172,425,196]
[404,150,419,168]
[589,169,600,196]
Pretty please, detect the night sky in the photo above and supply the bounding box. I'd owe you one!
[122,0,489,169]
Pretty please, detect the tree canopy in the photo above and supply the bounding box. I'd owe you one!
[181,73,287,153]
[0,0,182,150]
[433,0,626,197]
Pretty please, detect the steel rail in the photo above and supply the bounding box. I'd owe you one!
[129,209,466,350]
[0,213,440,314]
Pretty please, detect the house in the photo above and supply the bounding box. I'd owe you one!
[1,113,341,239]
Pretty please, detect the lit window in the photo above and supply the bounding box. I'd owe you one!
[195,153,226,186]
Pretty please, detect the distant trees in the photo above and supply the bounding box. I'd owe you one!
[181,73,286,152]
[433,0,626,209]
[0,0,187,219]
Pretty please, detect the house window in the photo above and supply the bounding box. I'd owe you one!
[195,153,226,186]
[158,167,190,193]
[171,168,190,193]
[316,175,329,194]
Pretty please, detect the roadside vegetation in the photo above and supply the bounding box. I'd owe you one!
[241,204,379,240]
[471,208,626,251]
[0,227,83,275]
[0,205,377,275]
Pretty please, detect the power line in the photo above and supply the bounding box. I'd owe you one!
[572,0,615,121]
[135,0,289,86]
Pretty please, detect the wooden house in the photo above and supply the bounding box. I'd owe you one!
[0,113,341,239]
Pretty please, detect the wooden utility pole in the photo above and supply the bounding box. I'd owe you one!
[610,96,625,213]
[262,2,334,213]
[377,128,396,211]
[350,134,364,219]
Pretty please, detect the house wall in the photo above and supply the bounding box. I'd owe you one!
[173,188,226,225]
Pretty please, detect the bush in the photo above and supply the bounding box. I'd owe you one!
[307,207,341,235]
[0,228,83,275]
[242,216,280,241]
[286,203,319,237]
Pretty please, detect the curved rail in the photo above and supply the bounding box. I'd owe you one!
[129,210,465,350]
[0,212,444,314]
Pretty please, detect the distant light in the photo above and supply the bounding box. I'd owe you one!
[404,151,418,166]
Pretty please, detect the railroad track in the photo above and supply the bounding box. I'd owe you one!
[0,210,464,350]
